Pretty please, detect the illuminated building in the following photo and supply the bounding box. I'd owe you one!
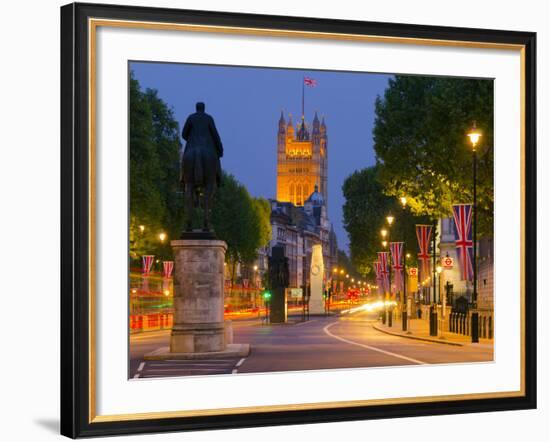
[276,111,328,208]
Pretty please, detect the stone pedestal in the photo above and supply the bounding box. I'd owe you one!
[309,244,325,314]
[170,239,227,353]
[270,287,288,323]
[144,237,250,361]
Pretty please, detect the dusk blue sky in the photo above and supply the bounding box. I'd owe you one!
[131,61,392,251]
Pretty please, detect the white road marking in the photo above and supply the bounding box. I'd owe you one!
[137,362,145,372]
[323,322,426,365]
[232,357,247,374]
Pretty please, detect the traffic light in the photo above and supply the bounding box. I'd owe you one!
[262,291,272,301]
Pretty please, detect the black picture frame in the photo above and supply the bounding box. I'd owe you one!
[60,2,537,438]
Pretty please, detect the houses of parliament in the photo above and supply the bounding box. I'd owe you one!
[276,111,328,208]
[262,110,337,291]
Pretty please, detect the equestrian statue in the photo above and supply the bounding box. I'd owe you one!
[180,102,223,234]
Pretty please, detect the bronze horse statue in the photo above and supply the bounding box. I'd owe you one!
[180,102,223,233]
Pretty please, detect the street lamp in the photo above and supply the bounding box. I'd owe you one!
[399,197,409,332]
[436,265,443,337]
[381,217,394,327]
[467,121,481,343]
[159,232,167,242]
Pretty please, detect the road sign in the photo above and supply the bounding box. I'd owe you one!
[289,288,303,298]
[441,256,454,268]
[408,267,418,277]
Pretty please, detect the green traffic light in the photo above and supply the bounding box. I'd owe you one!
[263,291,272,300]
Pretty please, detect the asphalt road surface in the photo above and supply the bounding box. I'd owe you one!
[129,311,493,379]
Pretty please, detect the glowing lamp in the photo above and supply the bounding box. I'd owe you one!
[467,121,482,150]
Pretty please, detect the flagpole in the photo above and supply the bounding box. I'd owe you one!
[302,76,305,118]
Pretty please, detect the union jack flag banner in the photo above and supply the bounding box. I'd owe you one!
[378,251,390,294]
[373,261,383,296]
[162,260,174,278]
[142,255,154,275]
[416,225,433,282]
[390,242,404,292]
[452,204,474,281]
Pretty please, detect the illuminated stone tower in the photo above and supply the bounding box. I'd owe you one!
[276,111,328,207]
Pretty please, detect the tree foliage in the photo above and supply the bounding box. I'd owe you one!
[342,166,429,280]
[212,174,271,283]
[373,76,494,237]
[129,73,181,261]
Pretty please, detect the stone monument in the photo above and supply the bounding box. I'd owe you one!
[309,244,325,314]
[145,102,249,360]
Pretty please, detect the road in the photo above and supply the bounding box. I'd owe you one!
[129,311,493,379]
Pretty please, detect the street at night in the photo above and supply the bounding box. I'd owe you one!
[130,310,493,379]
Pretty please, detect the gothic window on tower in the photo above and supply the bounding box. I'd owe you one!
[304,184,309,200]
[296,184,303,205]
[289,183,295,204]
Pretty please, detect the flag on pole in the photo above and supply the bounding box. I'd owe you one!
[390,242,404,293]
[452,204,474,281]
[416,225,433,282]
[304,77,317,87]
[142,255,154,275]
[162,260,174,278]
[378,251,390,294]
[373,261,382,296]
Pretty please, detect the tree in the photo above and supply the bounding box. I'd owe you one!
[373,76,494,237]
[342,166,428,280]
[129,73,182,262]
[211,173,271,285]
[336,249,360,279]
[251,197,272,251]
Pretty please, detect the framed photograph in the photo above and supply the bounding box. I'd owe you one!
[60,2,536,438]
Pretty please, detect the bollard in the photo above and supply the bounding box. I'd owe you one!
[471,313,479,342]
[429,306,437,336]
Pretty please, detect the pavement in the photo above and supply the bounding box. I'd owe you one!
[373,317,494,347]
[129,309,494,379]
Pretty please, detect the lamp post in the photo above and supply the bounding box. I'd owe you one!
[380,228,388,325]
[467,121,481,343]
[399,197,408,331]
[436,265,444,338]
[381,214,394,327]
[386,215,395,326]
[429,220,438,337]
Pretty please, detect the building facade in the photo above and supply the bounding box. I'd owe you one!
[259,111,337,291]
[276,112,328,208]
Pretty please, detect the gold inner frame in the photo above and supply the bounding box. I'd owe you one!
[87,18,527,424]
